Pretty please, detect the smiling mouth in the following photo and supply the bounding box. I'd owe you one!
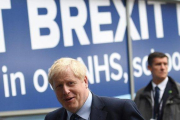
[65,97,74,102]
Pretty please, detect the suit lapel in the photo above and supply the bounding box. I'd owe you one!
[141,81,152,104]
[57,108,67,120]
[162,77,179,107]
[159,77,179,120]
[90,93,107,120]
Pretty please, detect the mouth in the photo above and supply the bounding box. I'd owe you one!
[161,72,167,75]
[64,97,74,102]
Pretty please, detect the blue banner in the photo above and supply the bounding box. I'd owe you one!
[131,0,180,91]
[0,0,180,114]
[0,0,129,112]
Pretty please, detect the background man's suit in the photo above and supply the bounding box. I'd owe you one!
[134,76,180,120]
[45,93,144,120]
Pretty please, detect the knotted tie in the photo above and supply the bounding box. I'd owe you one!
[153,86,160,119]
[70,114,85,120]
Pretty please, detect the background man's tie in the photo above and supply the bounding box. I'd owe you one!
[153,86,160,119]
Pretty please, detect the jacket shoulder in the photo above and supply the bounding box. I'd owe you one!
[45,108,66,120]
[98,96,144,120]
[135,87,146,96]
[99,96,136,109]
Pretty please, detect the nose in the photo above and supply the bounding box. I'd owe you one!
[161,64,166,70]
[63,85,70,95]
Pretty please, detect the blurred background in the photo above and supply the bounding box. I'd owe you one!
[1,0,180,119]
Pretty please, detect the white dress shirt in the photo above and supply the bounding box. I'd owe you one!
[151,77,168,110]
[67,91,92,120]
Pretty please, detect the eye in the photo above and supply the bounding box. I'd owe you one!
[56,84,62,89]
[68,82,75,86]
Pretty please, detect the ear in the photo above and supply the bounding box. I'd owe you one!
[84,76,88,88]
[148,65,152,71]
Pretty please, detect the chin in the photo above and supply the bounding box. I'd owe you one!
[159,77,166,80]
[67,107,78,113]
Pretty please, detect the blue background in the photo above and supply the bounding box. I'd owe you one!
[0,0,180,113]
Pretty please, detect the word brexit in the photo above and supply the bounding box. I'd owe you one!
[1,0,179,53]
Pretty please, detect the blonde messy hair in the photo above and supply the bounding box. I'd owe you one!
[48,58,87,86]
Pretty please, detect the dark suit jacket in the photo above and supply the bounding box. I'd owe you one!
[45,93,144,120]
[134,76,180,120]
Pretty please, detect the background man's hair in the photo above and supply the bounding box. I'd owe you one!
[148,52,168,66]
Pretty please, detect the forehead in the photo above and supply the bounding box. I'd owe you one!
[54,68,74,80]
[59,68,75,78]
[153,57,168,63]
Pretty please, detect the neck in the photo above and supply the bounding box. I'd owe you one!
[153,79,164,85]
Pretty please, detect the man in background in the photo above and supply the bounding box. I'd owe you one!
[134,52,180,120]
[45,57,144,120]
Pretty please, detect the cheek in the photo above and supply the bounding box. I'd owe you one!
[55,91,63,98]
[154,68,159,72]
[165,67,168,71]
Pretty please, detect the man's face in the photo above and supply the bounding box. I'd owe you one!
[148,57,168,81]
[53,68,89,113]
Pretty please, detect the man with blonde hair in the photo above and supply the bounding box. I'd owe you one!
[45,57,144,120]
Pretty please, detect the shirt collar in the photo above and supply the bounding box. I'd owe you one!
[67,91,92,120]
[152,77,168,91]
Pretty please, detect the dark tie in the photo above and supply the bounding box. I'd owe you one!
[70,114,85,120]
[153,86,160,119]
